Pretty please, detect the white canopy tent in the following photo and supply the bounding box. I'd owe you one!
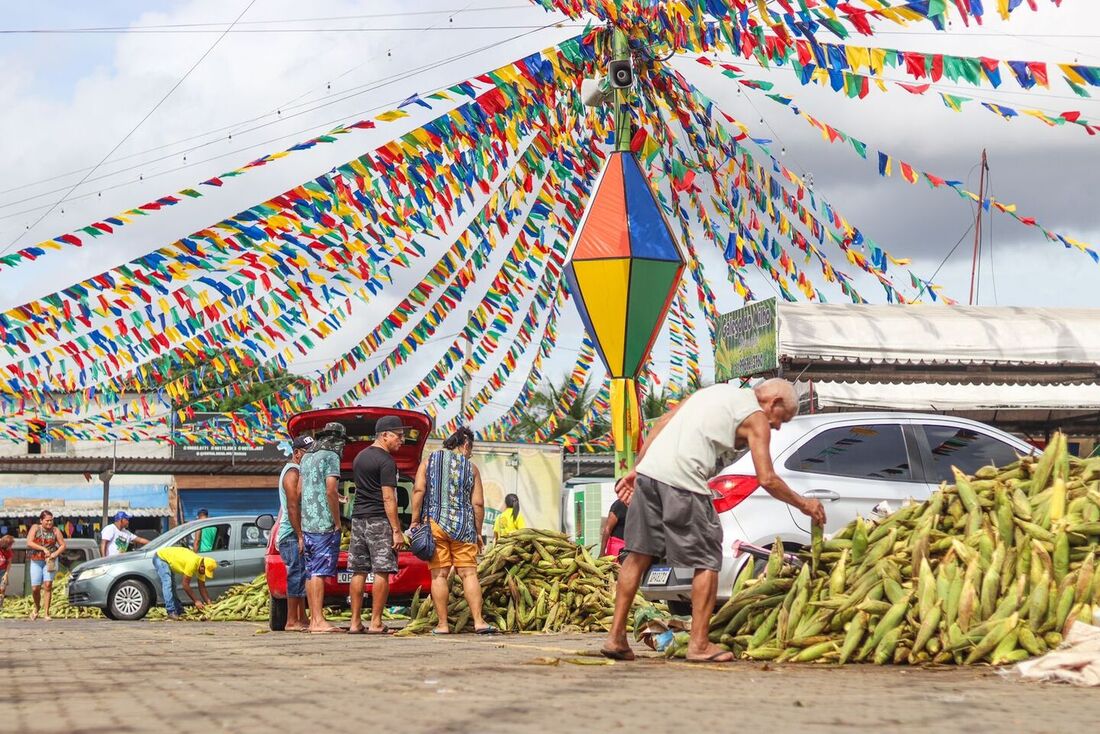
[719,303,1100,435]
[775,304,1100,385]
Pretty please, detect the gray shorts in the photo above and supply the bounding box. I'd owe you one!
[624,474,723,572]
[347,517,398,575]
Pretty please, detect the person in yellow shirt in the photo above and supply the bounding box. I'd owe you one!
[153,546,216,619]
[492,494,526,540]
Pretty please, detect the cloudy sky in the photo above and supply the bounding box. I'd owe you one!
[1,1,1097,424]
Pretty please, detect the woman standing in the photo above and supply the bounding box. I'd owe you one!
[492,493,526,540]
[411,427,495,634]
[26,510,66,621]
[600,498,629,562]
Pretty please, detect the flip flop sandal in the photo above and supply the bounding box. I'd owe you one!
[365,627,392,635]
[346,627,368,635]
[686,651,733,663]
[474,625,498,635]
[431,629,451,636]
[600,647,636,661]
[309,627,346,634]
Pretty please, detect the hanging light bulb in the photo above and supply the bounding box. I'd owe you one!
[781,147,786,156]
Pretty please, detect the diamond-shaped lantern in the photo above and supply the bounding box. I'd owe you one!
[565,151,685,380]
[564,150,685,473]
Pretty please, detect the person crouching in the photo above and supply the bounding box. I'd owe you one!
[152,546,216,619]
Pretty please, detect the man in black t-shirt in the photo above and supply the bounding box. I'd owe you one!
[347,415,409,634]
[601,498,629,561]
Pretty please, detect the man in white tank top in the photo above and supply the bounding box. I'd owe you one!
[600,378,827,663]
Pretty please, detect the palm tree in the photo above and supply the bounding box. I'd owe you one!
[506,376,609,443]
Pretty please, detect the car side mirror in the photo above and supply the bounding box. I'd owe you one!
[255,514,275,531]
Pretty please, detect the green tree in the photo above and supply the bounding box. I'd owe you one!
[155,348,301,413]
[506,376,609,444]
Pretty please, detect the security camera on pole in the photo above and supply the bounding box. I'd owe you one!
[564,28,686,477]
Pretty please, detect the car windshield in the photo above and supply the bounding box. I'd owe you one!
[141,525,196,552]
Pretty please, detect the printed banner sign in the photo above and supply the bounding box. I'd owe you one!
[715,298,778,382]
[173,413,288,461]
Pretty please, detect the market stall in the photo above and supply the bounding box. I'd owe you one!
[715,300,1100,440]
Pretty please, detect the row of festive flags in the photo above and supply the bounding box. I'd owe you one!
[749,82,1100,264]
[177,125,580,427]
[0,34,592,272]
[0,37,589,359]
[394,123,604,424]
[660,69,945,303]
[2,88,533,392]
[398,126,609,418]
[2,37,602,411]
[527,0,1056,56]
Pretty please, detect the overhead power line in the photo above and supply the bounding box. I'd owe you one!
[0,5,530,33]
[0,21,566,225]
[1,0,260,255]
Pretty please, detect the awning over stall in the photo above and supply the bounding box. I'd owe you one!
[0,483,170,520]
[775,304,1100,384]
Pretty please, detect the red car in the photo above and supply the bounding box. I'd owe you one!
[261,406,434,631]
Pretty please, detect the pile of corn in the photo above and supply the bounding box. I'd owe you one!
[696,433,1100,665]
[192,574,270,621]
[0,572,104,619]
[397,528,619,635]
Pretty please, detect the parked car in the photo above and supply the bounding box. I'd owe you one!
[261,406,434,631]
[67,514,269,620]
[7,538,101,597]
[640,412,1037,614]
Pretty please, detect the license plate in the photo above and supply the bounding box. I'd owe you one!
[647,566,672,585]
[337,571,373,584]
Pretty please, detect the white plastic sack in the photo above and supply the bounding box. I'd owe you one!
[1013,622,1100,687]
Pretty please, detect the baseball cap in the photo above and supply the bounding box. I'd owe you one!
[316,421,347,438]
[376,415,411,435]
[291,435,315,450]
[201,557,217,579]
[113,511,132,522]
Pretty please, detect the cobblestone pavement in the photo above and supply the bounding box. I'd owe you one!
[4,619,1098,734]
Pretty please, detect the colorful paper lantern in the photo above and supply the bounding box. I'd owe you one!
[564,151,685,380]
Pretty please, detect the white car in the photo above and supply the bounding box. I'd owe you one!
[639,412,1036,614]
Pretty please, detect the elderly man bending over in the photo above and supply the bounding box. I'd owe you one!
[601,379,827,663]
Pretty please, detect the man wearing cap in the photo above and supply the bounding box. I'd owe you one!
[276,435,313,631]
[152,545,216,620]
[100,512,149,558]
[347,415,408,634]
[299,422,346,634]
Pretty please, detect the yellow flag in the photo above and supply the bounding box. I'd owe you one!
[376,109,409,123]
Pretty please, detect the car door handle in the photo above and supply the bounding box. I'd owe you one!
[803,489,841,501]
[219,560,232,567]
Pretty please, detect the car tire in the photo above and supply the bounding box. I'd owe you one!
[102,604,117,620]
[667,599,693,616]
[269,595,287,632]
[108,579,152,621]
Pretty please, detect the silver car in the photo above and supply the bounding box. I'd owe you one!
[68,515,269,620]
[640,412,1036,614]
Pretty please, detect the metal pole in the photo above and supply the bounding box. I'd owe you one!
[612,28,631,153]
[100,439,117,530]
[459,310,473,418]
[968,149,988,306]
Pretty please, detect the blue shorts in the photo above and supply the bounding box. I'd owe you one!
[303,531,340,579]
[29,559,56,586]
[278,535,306,597]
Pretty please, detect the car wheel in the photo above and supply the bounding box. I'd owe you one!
[269,595,287,632]
[102,604,117,620]
[667,599,693,616]
[109,579,152,621]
